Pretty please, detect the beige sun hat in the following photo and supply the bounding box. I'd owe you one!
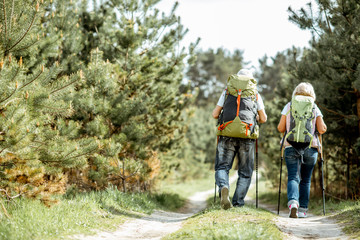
[237,68,255,80]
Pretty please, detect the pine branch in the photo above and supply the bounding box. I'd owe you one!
[0,189,21,200]
[13,38,39,53]
[50,78,78,95]
[0,162,15,167]
[309,6,321,37]
[0,66,20,104]
[0,147,7,154]
[324,9,332,34]
[6,6,37,54]
[124,47,128,71]
[340,1,352,26]
[32,141,47,151]
[19,68,43,90]
[3,0,7,47]
[8,0,14,32]
[0,88,16,105]
[121,167,140,180]
[116,159,141,180]
[317,102,355,119]
[37,105,70,112]
[111,164,140,180]
[61,148,77,160]
[58,148,98,163]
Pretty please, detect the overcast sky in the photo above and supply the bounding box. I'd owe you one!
[156,0,314,70]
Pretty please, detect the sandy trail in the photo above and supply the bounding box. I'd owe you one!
[74,174,348,240]
[73,175,237,240]
[258,202,348,240]
[248,173,348,240]
[74,190,210,240]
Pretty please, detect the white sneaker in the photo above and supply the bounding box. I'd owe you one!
[220,187,231,210]
[289,203,298,218]
[298,208,308,218]
[298,211,307,218]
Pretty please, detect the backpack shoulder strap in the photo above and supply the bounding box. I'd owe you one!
[286,101,291,116]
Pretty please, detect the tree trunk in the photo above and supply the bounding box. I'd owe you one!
[122,161,126,193]
[346,138,353,200]
[344,169,347,199]
[357,94,360,133]
[122,178,126,193]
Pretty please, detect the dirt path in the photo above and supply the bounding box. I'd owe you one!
[73,174,237,240]
[73,189,212,240]
[256,201,348,240]
[73,174,348,240]
[248,173,348,239]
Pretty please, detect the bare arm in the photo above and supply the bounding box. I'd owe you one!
[257,109,267,123]
[316,116,327,134]
[212,105,223,119]
[277,115,286,133]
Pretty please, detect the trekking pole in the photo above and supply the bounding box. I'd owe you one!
[316,132,326,216]
[278,132,286,215]
[256,138,258,208]
[214,135,220,203]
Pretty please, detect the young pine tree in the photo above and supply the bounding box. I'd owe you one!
[0,0,96,203]
[64,0,195,191]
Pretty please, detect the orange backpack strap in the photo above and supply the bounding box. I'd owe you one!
[236,89,242,117]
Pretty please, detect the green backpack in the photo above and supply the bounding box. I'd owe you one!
[217,74,259,139]
[285,95,315,153]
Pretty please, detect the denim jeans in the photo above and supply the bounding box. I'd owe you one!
[215,136,255,206]
[285,147,318,209]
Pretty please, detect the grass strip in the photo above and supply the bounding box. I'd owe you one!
[327,200,360,239]
[159,169,216,198]
[0,185,185,240]
[163,199,284,240]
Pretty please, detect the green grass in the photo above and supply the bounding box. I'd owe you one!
[324,199,360,239]
[163,199,284,240]
[160,169,217,198]
[0,185,185,240]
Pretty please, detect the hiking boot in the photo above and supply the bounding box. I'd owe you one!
[298,207,308,218]
[288,203,298,218]
[220,187,231,210]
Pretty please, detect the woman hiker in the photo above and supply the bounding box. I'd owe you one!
[277,82,327,218]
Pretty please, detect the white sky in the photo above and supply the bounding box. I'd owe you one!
[156,0,314,69]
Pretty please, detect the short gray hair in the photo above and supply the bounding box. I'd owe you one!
[292,82,316,100]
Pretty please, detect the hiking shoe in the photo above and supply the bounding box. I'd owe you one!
[298,208,308,218]
[220,187,231,210]
[289,203,298,218]
[298,211,307,218]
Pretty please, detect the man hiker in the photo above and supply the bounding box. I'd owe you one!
[212,69,267,209]
[277,82,327,218]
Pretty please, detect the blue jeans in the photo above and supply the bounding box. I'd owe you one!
[285,147,318,209]
[215,136,255,206]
